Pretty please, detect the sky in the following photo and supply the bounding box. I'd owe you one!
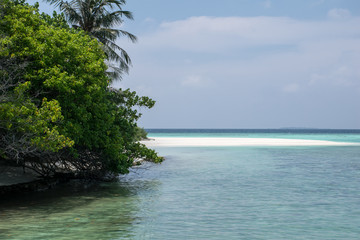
[29,0,360,129]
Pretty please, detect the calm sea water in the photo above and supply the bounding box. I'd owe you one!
[147,129,360,143]
[1,129,360,239]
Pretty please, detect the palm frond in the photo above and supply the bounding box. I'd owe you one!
[44,0,65,8]
[118,29,137,42]
[45,0,136,81]
[105,62,125,82]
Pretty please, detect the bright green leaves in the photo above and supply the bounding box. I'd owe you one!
[0,90,74,152]
[27,98,74,152]
[0,0,161,177]
[44,0,137,80]
[40,11,69,29]
[0,2,43,57]
[13,80,31,96]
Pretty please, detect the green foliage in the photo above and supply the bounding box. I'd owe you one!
[0,74,74,150]
[134,127,148,141]
[0,0,162,177]
[40,11,69,29]
[45,0,137,80]
[0,56,74,169]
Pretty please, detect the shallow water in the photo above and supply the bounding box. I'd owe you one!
[1,131,360,239]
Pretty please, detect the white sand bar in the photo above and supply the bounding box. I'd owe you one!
[141,137,360,147]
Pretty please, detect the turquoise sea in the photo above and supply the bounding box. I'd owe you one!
[1,129,360,239]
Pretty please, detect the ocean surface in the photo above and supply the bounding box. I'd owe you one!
[1,129,360,240]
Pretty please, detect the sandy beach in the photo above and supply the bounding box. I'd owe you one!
[141,137,360,147]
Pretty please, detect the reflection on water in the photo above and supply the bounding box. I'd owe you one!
[0,168,161,240]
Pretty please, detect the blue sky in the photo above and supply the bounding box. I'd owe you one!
[30,0,360,129]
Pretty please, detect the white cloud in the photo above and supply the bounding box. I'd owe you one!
[139,15,360,53]
[309,65,360,87]
[309,73,326,86]
[283,83,300,93]
[327,8,352,20]
[126,16,360,91]
[181,75,210,87]
[120,14,360,128]
[144,17,156,23]
[262,0,271,9]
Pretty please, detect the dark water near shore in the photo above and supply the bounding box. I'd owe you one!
[1,129,360,239]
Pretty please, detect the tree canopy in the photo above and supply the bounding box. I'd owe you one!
[45,0,137,80]
[0,0,162,179]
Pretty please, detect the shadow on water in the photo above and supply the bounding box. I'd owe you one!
[0,171,162,240]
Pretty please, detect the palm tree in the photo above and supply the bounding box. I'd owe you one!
[45,0,137,79]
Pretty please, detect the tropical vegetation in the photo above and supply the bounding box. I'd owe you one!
[0,0,162,179]
[45,0,137,80]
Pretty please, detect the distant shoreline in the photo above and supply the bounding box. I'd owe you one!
[141,137,360,147]
[145,128,360,133]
